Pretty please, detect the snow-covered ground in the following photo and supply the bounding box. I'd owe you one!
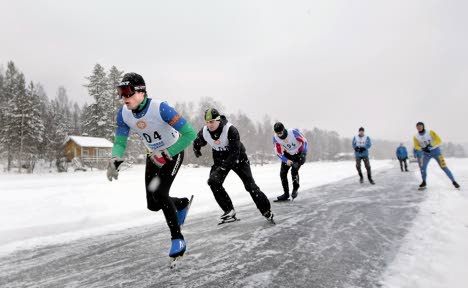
[382,158,468,288]
[3,158,468,288]
[0,160,391,255]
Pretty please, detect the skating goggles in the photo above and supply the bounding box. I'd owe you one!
[117,85,146,99]
[117,85,135,99]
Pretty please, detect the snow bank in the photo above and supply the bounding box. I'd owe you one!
[382,158,468,288]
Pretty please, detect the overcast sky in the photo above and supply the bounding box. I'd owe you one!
[1,0,467,142]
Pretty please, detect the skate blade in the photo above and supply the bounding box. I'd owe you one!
[180,195,194,227]
[268,217,276,225]
[218,218,240,225]
[169,255,183,269]
[273,199,290,203]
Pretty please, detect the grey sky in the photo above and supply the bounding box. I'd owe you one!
[1,0,467,142]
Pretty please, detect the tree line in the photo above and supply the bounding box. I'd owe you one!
[0,61,465,173]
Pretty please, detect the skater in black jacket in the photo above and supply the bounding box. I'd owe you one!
[193,108,274,224]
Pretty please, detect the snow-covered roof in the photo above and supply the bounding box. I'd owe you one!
[65,136,113,148]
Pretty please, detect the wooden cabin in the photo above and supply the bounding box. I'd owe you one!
[64,136,113,163]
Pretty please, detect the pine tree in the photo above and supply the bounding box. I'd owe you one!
[18,82,45,172]
[259,115,273,165]
[35,84,51,160]
[0,69,5,149]
[71,103,82,135]
[45,99,68,169]
[107,66,124,134]
[1,63,26,171]
[83,64,113,138]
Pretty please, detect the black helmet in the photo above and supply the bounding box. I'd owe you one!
[204,108,221,121]
[118,72,146,92]
[359,127,365,132]
[274,122,285,133]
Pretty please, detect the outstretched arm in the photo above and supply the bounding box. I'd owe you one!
[112,109,130,158]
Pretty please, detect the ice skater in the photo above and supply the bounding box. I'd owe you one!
[396,143,409,172]
[272,122,308,202]
[413,122,460,190]
[193,108,274,224]
[106,72,197,267]
[352,127,375,184]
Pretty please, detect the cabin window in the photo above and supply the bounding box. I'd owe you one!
[82,148,89,157]
[96,149,109,157]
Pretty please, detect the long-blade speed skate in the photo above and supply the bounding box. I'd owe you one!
[170,255,183,269]
[177,195,194,227]
[218,216,240,225]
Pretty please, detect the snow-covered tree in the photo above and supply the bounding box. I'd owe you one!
[71,103,82,135]
[83,64,113,138]
[17,82,45,172]
[0,69,5,134]
[107,65,124,129]
[56,86,74,135]
[1,63,26,171]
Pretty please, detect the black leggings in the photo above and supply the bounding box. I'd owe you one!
[207,157,271,215]
[145,151,187,240]
[280,153,307,194]
[398,158,408,171]
[356,156,372,180]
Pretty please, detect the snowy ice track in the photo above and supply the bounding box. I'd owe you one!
[0,166,425,288]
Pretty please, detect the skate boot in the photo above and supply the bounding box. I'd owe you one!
[169,239,186,258]
[218,209,239,225]
[263,210,275,224]
[220,209,236,220]
[169,239,186,269]
[291,188,299,200]
[419,181,427,190]
[274,193,290,202]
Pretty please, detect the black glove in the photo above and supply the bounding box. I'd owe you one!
[357,147,366,153]
[107,157,123,181]
[422,145,431,153]
[193,148,202,158]
[354,147,360,152]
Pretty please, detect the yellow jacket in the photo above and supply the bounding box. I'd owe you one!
[414,130,442,151]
